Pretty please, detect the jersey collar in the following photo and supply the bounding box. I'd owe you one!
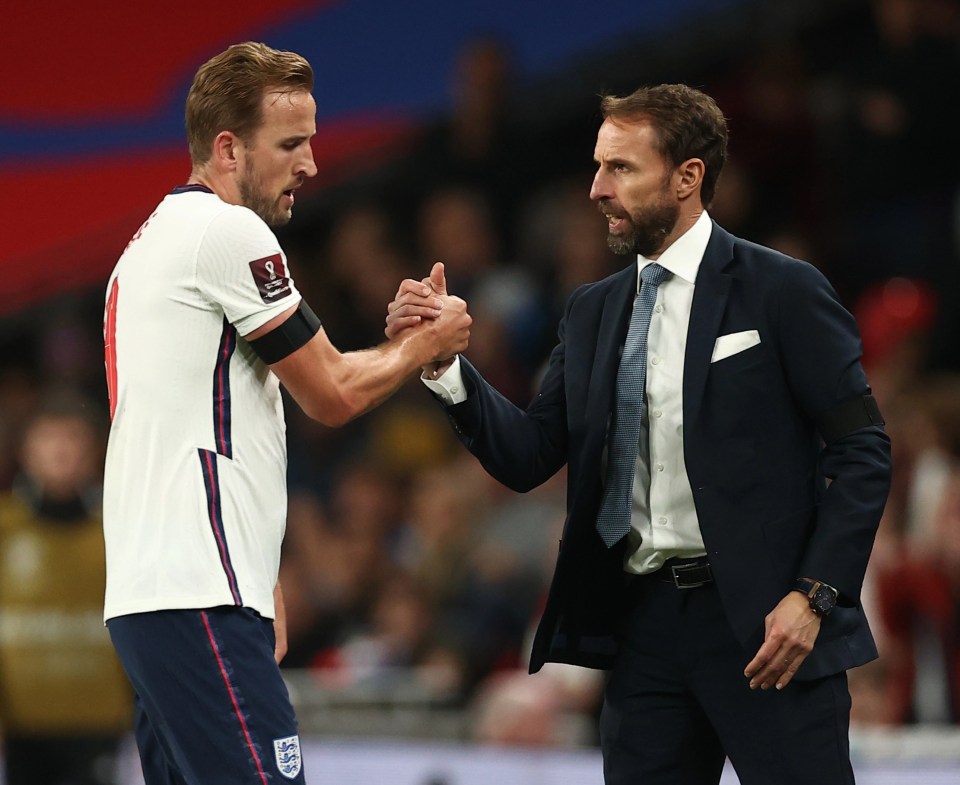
[170,184,214,195]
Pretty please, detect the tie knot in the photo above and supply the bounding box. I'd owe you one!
[641,263,670,288]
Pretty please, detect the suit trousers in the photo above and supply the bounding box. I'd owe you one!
[599,572,855,785]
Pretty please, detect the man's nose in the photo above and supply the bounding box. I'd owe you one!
[300,146,318,179]
[589,170,609,202]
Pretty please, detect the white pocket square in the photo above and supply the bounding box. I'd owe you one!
[711,330,761,363]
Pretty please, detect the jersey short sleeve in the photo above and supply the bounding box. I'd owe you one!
[195,205,302,336]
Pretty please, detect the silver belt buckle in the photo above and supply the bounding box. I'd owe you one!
[671,563,710,589]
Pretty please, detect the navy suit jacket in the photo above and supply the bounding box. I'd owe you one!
[444,222,892,679]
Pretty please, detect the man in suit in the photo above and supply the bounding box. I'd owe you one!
[386,84,891,784]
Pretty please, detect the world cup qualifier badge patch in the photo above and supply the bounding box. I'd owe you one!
[249,253,292,304]
[273,734,302,779]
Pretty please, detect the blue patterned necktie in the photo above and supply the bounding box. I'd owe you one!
[596,262,671,547]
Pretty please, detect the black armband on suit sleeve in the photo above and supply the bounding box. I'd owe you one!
[817,395,884,444]
[248,301,321,364]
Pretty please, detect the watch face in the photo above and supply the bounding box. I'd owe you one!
[812,586,836,615]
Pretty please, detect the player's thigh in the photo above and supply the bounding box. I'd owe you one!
[109,607,304,785]
[132,692,190,785]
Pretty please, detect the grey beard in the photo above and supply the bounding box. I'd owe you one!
[607,202,679,257]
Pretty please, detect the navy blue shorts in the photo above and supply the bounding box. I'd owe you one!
[108,606,305,784]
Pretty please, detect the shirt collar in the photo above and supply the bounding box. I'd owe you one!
[636,210,712,291]
[171,183,214,195]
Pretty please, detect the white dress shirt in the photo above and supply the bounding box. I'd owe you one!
[622,210,712,574]
[424,211,714,575]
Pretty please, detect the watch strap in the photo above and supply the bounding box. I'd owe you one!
[794,577,818,597]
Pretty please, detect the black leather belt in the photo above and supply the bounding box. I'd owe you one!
[649,556,713,589]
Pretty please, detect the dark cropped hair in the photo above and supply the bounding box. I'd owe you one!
[600,84,728,207]
[186,41,314,166]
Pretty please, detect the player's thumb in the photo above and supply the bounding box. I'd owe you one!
[429,261,448,296]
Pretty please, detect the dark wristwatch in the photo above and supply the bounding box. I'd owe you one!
[793,578,838,617]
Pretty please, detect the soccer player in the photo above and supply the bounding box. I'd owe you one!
[102,42,470,785]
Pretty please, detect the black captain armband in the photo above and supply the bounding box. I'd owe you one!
[816,394,885,444]
[248,301,322,364]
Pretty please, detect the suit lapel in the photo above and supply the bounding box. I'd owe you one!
[684,224,735,424]
[579,224,736,457]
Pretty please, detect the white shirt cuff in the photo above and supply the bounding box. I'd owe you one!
[422,356,467,405]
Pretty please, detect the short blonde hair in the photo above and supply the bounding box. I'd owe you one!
[185,41,314,165]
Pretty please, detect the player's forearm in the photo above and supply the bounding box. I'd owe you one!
[275,297,469,426]
[322,334,439,424]
[280,330,441,426]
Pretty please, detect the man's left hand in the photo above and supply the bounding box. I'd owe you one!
[744,591,821,690]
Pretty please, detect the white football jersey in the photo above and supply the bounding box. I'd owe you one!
[102,185,302,622]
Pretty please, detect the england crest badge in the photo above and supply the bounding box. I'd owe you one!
[273,734,302,779]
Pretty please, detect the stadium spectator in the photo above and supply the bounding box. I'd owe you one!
[386,35,530,255]
[875,451,960,723]
[0,393,132,785]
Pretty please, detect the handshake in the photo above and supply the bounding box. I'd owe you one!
[384,261,470,379]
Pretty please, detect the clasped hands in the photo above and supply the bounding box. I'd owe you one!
[386,261,465,375]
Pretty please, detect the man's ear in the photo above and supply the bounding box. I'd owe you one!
[211,131,241,173]
[675,158,705,201]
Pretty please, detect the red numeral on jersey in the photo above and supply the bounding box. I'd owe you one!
[104,279,119,420]
[125,211,157,252]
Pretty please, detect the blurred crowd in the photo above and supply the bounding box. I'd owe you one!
[1,1,960,775]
